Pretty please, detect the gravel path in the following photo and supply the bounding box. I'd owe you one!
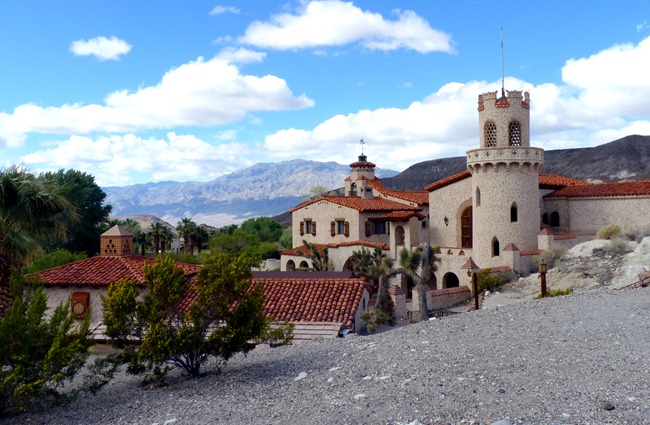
[4,287,650,425]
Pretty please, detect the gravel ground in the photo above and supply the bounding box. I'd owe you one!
[3,286,649,425]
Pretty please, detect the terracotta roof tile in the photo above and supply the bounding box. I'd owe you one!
[32,256,201,287]
[101,225,133,237]
[379,211,426,221]
[259,277,366,328]
[288,196,422,213]
[544,180,650,198]
[425,170,471,192]
[367,179,429,205]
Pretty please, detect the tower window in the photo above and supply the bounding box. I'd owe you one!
[510,203,518,222]
[550,211,560,227]
[476,187,481,207]
[485,122,497,147]
[542,213,549,225]
[492,237,500,257]
[509,121,521,146]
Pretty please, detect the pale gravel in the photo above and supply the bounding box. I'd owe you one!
[3,287,650,425]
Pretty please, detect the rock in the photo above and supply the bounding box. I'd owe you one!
[601,401,615,411]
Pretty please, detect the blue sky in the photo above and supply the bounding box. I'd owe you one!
[1,1,649,187]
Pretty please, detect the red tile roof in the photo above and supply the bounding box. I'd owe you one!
[350,160,376,168]
[425,170,471,192]
[379,211,426,221]
[425,171,586,192]
[259,277,366,327]
[32,256,201,286]
[288,196,422,213]
[367,179,429,205]
[544,180,650,198]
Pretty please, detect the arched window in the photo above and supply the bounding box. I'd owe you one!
[485,122,497,147]
[550,211,560,227]
[461,207,473,248]
[509,121,521,146]
[350,182,357,197]
[286,260,296,271]
[475,186,481,207]
[542,213,549,225]
[510,202,518,222]
[395,225,405,246]
[492,237,500,257]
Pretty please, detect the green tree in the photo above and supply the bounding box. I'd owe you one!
[102,254,268,377]
[39,169,112,256]
[26,248,87,274]
[147,222,166,255]
[0,271,92,414]
[240,217,283,243]
[194,225,210,253]
[398,245,440,322]
[298,240,332,271]
[279,227,292,250]
[108,218,148,255]
[0,166,75,307]
[176,218,198,255]
[209,229,256,256]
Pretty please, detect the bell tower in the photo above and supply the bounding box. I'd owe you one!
[467,89,544,270]
[345,139,376,199]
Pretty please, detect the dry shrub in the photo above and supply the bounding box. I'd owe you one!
[535,244,567,270]
[596,224,621,240]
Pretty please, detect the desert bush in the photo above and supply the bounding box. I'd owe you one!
[102,254,269,378]
[535,287,573,299]
[477,270,504,293]
[255,321,294,347]
[535,244,567,269]
[0,271,93,414]
[361,306,390,334]
[596,224,621,240]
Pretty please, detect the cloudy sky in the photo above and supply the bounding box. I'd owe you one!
[2,0,650,187]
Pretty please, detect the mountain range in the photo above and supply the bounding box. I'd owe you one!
[105,135,650,227]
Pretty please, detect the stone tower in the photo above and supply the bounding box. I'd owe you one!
[344,153,376,199]
[467,90,544,270]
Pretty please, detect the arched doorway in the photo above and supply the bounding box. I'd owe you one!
[286,260,296,271]
[395,225,405,246]
[461,207,472,248]
[299,260,309,271]
[443,272,460,288]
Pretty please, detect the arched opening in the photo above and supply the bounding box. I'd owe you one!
[286,260,296,271]
[342,257,354,272]
[395,225,405,246]
[475,187,481,207]
[401,274,415,300]
[299,260,309,271]
[542,212,549,225]
[443,272,460,288]
[510,202,518,222]
[550,211,560,227]
[427,271,437,290]
[492,237,500,257]
[350,182,357,196]
[461,207,472,248]
[484,122,497,147]
[508,121,522,146]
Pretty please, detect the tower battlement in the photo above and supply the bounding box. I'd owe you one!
[478,90,529,111]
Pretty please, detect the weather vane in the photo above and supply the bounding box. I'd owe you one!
[501,27,505,98]
[360,138,365,155]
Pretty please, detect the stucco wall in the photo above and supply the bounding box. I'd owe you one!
[543,196,650,234]
[45,286,109,325]
[429,178,472,248]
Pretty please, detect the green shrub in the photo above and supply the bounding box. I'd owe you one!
[596,224,621,240]
[535,244,567,269]
[0,271,92,414]
[535,287,572,299]
[477,270,504,293]
[361,306,390,334]
[102,253,268,378]
[26,249,87,274]
[255,321,294,347]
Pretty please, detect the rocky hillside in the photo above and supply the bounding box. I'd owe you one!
[104,159,397,227]
[382,134,650,190]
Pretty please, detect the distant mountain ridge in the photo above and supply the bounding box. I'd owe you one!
[381,135,650,191]
[105,136,650,227]
[104,159,398,227]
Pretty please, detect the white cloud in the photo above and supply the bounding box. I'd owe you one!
[216,47,266,64]
[261,32,650,172]
[637,20,649,32]
[209,5,240,15]
[0,56,313,148]
[21,133,253,186]
[238,1,453,53]
[70,36,132,61]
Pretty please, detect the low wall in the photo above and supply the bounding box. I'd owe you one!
[412,286,471,311]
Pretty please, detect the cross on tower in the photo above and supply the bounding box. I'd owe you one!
[360,138,365,155]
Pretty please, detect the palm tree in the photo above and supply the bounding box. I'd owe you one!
[194,225,209,254]
[0,166,76,304]
[148,222,165,255]
[398,244,440,322]
[176,217,198,255]
[299,239,331,271]
[159,226,174,253]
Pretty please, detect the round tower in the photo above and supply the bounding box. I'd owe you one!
[467,89,543,270]
[345,152,376,198]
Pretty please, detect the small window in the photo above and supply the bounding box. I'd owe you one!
[509,121,521,146]
[492,238,500,257]
[485,122,497,147]
[302,219,315,236]
[511,203,518,222]
[331,219,349,237]
[550,211,560,227]
[476,187,481,207]
[542,213,549,225]
[372,221,387,235]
